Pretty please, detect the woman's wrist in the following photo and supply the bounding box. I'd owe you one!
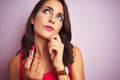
[55,65,64,71]
[55,66,69,76]
[54,62,64,71]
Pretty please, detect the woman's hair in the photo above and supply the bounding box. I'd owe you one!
[20,0,74,66]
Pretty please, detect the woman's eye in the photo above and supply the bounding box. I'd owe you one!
[43,9,50,14]
[57,15,63,21]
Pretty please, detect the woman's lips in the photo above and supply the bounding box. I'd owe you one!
[45,26,54,31]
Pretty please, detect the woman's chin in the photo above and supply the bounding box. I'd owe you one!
[43,35,52,40]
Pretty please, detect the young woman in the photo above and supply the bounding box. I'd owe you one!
[8,0,85,80]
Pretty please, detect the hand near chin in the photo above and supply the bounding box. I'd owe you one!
[23,48,44,80]
[48,34,65,70]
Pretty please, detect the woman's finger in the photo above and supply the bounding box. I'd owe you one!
[30,56,38,71]
[49,34,61,42]
[36,62,44,73]
[24,50,33,70]
[48,39,60,47]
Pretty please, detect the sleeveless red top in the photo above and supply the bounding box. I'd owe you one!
[20,52,72,80]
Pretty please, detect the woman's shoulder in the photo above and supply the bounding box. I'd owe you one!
[72,45,84,68]
[71,45,85,80]
[72,46,82,56]
[72,45,84,66]
[8,53,21,79]
[8,53,20,67]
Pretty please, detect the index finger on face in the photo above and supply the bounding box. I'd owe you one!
[49,34,61,42]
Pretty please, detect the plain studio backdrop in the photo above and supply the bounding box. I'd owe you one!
[0,0,120,80]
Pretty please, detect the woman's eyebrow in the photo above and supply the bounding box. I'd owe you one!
[43,6,53,11]
[58,12,64,17]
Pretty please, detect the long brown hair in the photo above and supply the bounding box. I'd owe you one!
[20,0,73,66]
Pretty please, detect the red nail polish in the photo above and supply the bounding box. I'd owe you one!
[31,45,35,50]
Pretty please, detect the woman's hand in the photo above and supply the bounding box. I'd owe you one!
[23,49,44,80]
[48,34,65,71]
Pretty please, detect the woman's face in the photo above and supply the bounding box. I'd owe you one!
[32,0,64,39]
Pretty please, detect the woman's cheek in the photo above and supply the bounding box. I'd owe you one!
[57,25,62,33]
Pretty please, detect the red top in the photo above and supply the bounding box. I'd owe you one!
[20,52,72,80]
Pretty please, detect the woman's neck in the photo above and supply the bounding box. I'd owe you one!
[34,34,50,59]
[34,34,53,73]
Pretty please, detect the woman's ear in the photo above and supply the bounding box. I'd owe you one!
[31,18,35,25]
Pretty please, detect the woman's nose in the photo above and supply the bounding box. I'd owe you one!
[48,15,55,24]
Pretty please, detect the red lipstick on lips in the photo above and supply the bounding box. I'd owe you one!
[45,26,54,31]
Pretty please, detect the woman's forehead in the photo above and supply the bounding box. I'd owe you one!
[41,0,64,13]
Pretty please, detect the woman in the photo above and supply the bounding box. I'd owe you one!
[8,0,85,80]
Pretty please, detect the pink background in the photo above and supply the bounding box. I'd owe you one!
[0,0,120,80]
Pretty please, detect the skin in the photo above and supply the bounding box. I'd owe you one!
[8,0,85,80]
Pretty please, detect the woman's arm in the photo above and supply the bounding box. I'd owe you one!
[58,46,85,80]
[8,55,20,80]
[72,46,85,80]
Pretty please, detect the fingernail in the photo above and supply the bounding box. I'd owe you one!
[31,45,35,50]
[31,51,34,56]
[29,50,33,57]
